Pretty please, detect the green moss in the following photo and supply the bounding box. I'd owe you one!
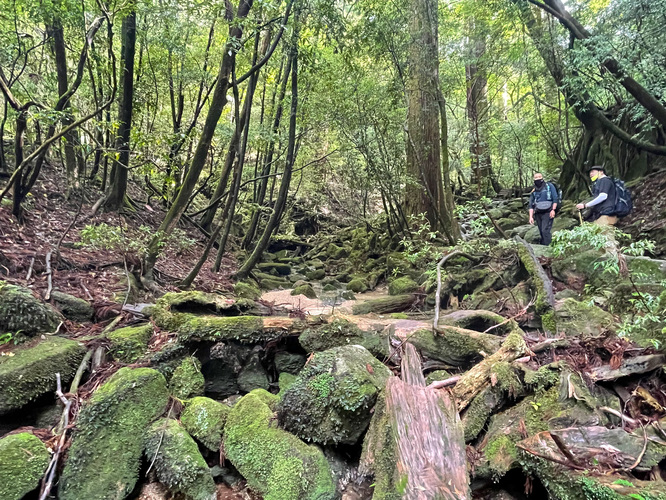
[0,280,62,335]
[224,390,336,500]
[108,324,152,362]
[51,290,94,322]
[145,418,216,500]
[181,396,229,451]
[424,370,451,385]
[347,278,368,293]
[291,284,317,299]
[151,290,239,330]
[388,277,419,296]
[278,372,297,398]
[234,281,262,300]
[523,364,560,391]
[165,314,274,344]
[170,357,204,399]
[327,243,348,260]
[485,435,518,479]
[410,327,502,368]
[277,345,392,445]
[59,367,170,500]
[389,312,408,319]
[351,294,414,315]
[462,387,502,443]
[0,432,50,500]
[490,361,523,398]
[257,262,292,276]
[555,298,615,337]
[0,336,85,415]
[306,269,326,281]
[299,318,389,358]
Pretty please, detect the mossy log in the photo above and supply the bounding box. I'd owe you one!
[299,317,390,358]
[515,236,555,333]
[452,332,527,411]
[361,343,470,499]
[351,294,416,315]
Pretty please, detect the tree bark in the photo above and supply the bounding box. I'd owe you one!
[144,0,254,280]
[104,11,137,211]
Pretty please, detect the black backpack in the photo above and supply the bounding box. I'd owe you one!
[548,181,563,213]
[611,177,632,217]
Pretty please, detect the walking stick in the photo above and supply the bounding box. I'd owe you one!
[577,209,583,225]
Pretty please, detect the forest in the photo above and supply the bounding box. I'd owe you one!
[2,0,666,499]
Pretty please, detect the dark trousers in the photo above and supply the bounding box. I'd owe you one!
[535,211,554,245]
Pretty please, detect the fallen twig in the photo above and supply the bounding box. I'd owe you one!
[599,406,639,426]
[427,376,461,390]
[70,349,94,394]
[621,425,648,472]
[483,298,534,334]
[26,256,35,280]
[44,251,53,300]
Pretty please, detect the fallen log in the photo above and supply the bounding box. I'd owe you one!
[361,343,470,499]
[515,236,555,334]
[452,332,527,411]
[351,294,417,315]
[409,326,503,368]
[588,354,666,382]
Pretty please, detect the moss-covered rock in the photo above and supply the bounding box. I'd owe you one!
[278,345,392,445]
[386,252,413,277]
[51,290,94,322]
[0,281,62,335]
[424,369,451,385]
[181,396,229,451]
[351,294,414,315]
[170,357,205,399]
[151,291,240,328]
[224,389,337,500]
[326,243,348,260]
[144,418,216,500]
[346,278,368,293]
[387,276,419,296]
[292,284,317,299]
[108,324,152,363]
[299,318,389,358]
[438,309,518,335]
[278,372,297,397]
[0,336,85,415]
[341,290,356,300]
[238,353,269,392]
[410,327,502,368]
[0,432,51,500]
[306,269,326,281]
[555,298,615,337]
[257,262,292,276]
[59,367,170,500]
[274,351,306,375]
[234,281,262,300]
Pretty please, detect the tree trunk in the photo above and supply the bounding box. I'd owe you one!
[235,19,299,281]
[360,343,470,499]
[144,0,254,280]
[405,0,459,242]
[104,11,137,211]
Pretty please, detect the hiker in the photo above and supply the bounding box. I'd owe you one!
[528,172,559,245]
[575,166,617,226]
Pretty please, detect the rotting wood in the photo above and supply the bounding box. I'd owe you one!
[452,332,527,411]
[588,354,666,382]
[515,236,555,334]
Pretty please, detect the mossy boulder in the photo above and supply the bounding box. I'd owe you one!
[424,369,451,385]
[346,278,368,293]
[238,353,270,392]
[51,290,94,322]
[108,324,152,363]
[386,252,412,277]
[257,262,292,276]
[59,367,170,500]
[0,281,62,335]
[170,357,205,399]
[299,318,389,358]
[181,396,230,451]
[0,432,50,500]
[150,291,240,328]
[291,284,317,299]
[234,281,262,300]
[224,389,337,500]
[437,309,518,335]
[387,276,419,296]
[145,418,216,500]
[278,345,392,445]
[351,294,414,315]
[410,327,502,368]
[326,243,348,260]
[340,290,356,300]
[555,298,615,337]
[274,351,306,375]
[0,336,85,415]
[278,372,297,397]
[306,269,326,281]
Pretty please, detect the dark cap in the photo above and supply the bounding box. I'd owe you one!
[587,165,606,174]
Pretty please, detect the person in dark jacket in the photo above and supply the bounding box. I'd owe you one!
[576,166,617,226]
[528,172,559,245]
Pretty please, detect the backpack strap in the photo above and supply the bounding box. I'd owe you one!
[546,183,552,201]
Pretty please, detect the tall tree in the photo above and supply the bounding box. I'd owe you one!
[404,0,459,242]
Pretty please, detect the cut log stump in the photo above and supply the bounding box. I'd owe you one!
[361,343,470,499]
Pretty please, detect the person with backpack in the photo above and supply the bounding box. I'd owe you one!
[575,166,631,226]
[528,172,559,245]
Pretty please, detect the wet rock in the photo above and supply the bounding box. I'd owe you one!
[0,336,85,415]
[59,367,170,500]
[238,352,269,392]
[291,283,317,299]
[225,389,337,499]
[0,280,62,336]
[181,396,229,451]
[299,318,390,358]
[278,345,392,445]
[387,276,419,296]
[145,418,217,500]
[108,324,152,362]
[0,432,50,500]
[170,357,205,399]
[51,290,94,322]
[274,351,306,375]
